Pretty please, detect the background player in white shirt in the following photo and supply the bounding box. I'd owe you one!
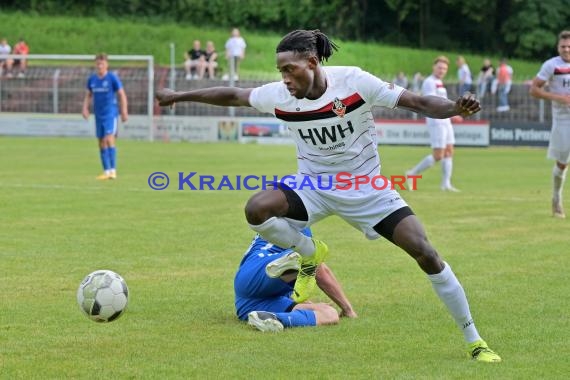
[530,30,570,218]
[156,29,500,362]
[224,28,247,80]
[406,56,460,192]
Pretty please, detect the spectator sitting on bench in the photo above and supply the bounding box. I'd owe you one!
[184,40,204,80]
[197,41,218,79]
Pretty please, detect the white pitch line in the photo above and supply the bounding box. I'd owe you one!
[0,183,248,194]
[0,183,148,192]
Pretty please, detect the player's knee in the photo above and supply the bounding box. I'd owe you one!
[414,241,443,273]
[433,152,444,161]
[416,247,441,268]
[402,234,442,269]
[244,195,263,224]
[104,136,115,147]
[407,234,428,256]
[244,191,287,225]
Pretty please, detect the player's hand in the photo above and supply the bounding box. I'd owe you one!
[455,92,480,117]
[82,109,89,120]
[121,114,128,123]
[340,308,358,318]
[156,88,177,107]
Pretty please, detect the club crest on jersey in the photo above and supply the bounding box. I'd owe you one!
[332,97,347,118]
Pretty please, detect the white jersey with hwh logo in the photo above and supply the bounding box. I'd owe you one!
[536,56,570,119]
[537,56,570,162]
[249,66,405,183]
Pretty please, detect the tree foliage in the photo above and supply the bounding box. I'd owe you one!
[1,0,568,60]
[501,0,570,59]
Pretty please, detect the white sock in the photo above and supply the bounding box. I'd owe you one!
[441,157,453,188]
[249,216,315,256]
[284,217,307,230]
[552,165,567,203]
[409,154,435,175]
[428,262,481,343]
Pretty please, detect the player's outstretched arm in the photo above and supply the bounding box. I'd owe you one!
[156,87,254,108]
[315,263,357,318]
[397,90,481,118]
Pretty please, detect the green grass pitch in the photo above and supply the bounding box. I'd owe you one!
[1,137,568,379]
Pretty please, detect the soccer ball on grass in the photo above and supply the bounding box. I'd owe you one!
[77,270,129,322]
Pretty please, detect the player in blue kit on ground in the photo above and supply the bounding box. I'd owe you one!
[82,53,128,180]
[235,228,357,332]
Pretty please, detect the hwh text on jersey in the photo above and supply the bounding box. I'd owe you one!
[297,120,354,147]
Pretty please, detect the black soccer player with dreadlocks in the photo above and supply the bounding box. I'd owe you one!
[156,30,501,362]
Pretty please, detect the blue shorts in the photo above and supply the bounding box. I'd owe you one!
[95,117,118,139]
[234,250,296,321]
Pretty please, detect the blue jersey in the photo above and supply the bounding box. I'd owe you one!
[234,229,312,320]
[86,72,123,120]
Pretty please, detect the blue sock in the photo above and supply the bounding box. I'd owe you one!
[274,309,317,328]
[108,146,117,170]
[100,148,111,171]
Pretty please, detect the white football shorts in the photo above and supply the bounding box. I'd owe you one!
[548,115,570,163]
[428,122,455,149]
[280,173,409,240]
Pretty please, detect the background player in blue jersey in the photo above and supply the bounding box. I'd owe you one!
[82,53,128,180]
[235,228,357,332]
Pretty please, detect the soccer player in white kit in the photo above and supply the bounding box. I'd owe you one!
[530,30,570,218]
[406,56,460,191]
[156,29,501,362]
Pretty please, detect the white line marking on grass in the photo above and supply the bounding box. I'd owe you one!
[0,183,244,194]
[0,183,148,192]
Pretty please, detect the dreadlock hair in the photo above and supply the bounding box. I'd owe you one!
[276,29,339,64]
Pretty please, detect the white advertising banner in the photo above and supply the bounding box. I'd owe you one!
[0,113,220,142]
[149,115,219,142]
[0,114,489,147]
[236,118,490,147]
[374,119,489,147]
[0,113,92,137]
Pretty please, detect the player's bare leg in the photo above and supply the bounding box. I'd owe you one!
[391,214,500,362]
